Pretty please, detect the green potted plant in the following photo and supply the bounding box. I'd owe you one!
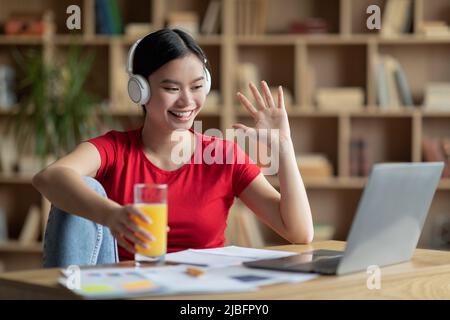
[7,46,110,171]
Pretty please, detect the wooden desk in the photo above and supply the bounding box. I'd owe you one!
[0,241,449,299]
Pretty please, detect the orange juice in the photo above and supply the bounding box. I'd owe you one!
[133,203,168,257]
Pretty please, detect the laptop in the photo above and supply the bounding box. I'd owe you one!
[244,162,444,275]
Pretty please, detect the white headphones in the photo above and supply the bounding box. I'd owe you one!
[126,37,212,105]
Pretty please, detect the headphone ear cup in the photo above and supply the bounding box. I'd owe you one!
[128,74,150,104]
[204,68,211,95]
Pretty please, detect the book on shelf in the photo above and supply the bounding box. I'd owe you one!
[0,208,8,242]
[305,65,316,107]
[167,11,200,37]
[384,56,402,110]
[419,21,450,37]
[124,23,153,37]
[95,0,123,35]
[0,64,17,110]
[315,87,364,111]
[0,133,18,175]
[350,138,370,177]
[200,0,221,35]
[296,154,333,179]
[422,138,450,178]
[236,0,268,35]
[374,54,413,109]
[393,61,414,107]
[288,18,329,34]
[423,83,450,111]
[380,0,413,37]
[18,205,41,244]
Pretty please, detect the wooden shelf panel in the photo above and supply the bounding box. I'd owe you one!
[0,241,42,253]
[1,34,450,46]
[235,107,428,117]
[5,107,449,118]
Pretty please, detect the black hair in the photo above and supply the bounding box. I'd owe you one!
[132,28,210,114]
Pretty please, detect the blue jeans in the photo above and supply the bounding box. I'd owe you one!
[43,176,118,268]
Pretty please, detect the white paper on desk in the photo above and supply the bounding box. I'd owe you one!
[206,265,318,287]
[58,267,172,299]
[141,265,257,294]
[165,245,297,267]
[59,265,257,299]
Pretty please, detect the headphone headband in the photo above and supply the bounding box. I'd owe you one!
[126,38,142,75]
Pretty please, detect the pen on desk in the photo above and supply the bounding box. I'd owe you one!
[185,267,205,277]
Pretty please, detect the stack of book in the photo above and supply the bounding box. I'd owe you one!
[374,55,413,109]
[288,18,329,34]
[380,0,413,37]
[167,11,200,36]
[423,83,450,111]
[236,0,268,35]
[422,138,450,178]
[296,154,333,179]
[419,21,450,37]
[124,23,153,37]
[315,87,364,111]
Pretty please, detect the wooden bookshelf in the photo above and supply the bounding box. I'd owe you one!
[1,0,450,271]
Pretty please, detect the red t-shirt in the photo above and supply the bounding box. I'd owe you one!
[87,127,260,261]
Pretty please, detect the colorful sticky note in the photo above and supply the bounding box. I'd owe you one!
[80,284,115,293]
[122,280,155,291]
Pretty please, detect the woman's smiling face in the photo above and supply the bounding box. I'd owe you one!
[145,53,207,131]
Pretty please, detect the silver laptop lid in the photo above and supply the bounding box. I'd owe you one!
[337,162,444,275]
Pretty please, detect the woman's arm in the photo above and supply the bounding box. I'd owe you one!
[239,144,314,244]
[32,142,117,225]
[234,81,314,244]
[32,142,153,253]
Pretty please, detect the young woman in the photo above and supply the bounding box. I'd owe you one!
[33,28,313,267]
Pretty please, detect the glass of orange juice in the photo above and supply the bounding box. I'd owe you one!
[133,184,168,262]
